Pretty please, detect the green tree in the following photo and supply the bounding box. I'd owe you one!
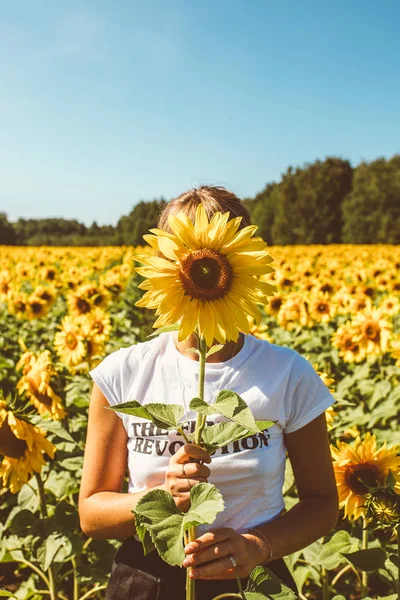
[271,158,353,244]
[245,183,277,245]
[342,155,400,243]
[116,199,166,246]
[0,213,17,245]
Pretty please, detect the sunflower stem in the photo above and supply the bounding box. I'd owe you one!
[35,472,59,600]
[321,567,330,600]
[194,336,207,446]
[360,517,369,598]
[71,557,79,600]
[397,525,400,597]
[186,335,208,600]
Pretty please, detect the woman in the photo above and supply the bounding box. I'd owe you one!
[78,186,339,600]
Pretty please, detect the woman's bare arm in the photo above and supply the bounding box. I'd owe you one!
[246,412,339,559]
[78,383,210,539]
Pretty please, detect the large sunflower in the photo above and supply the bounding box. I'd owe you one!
[0,400,56,493]
[331,433,400,521]
[16,350,66,420]
[135,204,276,345]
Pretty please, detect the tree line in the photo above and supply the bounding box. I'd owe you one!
[1,155,399,246]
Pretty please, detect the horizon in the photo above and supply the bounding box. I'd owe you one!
[1,0,399,226]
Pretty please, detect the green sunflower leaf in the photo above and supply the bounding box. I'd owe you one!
[316,530,360,569]
[147,324,181,338]
[198,421,273,452]
[206,344,224,358]
[190,392,270,434]
[30,415,76,444]
[107,401,184,430]
[134,483,224,566]
[245,565,298,598]
[342,547,388,571]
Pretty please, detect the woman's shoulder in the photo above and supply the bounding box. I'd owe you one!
[247,334,302,368]
[90,332,169,378]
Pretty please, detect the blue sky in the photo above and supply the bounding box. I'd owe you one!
[1,0,399,226]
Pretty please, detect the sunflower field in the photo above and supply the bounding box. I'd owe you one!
[0,243,399,600]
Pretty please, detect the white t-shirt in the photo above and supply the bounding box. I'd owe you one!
[89,332,334,534]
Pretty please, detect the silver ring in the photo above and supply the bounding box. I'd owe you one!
[228,555,237,568]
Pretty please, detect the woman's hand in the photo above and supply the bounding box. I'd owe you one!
[182,527,269,580]
[164,443,211,512]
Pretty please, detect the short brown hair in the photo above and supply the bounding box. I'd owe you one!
[157,185,251,233]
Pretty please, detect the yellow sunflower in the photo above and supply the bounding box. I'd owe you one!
[309,292,336,324]
[7,291,29,319]
[390,337,400,367]
[54,316,86,368]
[16,350,66,420]
[277,294,312,331]
[246,315,273,342]
[264,292,284,317]
[135,204,276,346]
[351,305,392,356]
[331,322,366,363]
[0,399,56,493]
[33,285,57,307]
[0,270,11,302]
[379,295,400,317]
[79,307,112,343]
[26,295,49,320]
[331,433,400,521]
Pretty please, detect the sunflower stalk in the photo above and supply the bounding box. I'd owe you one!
[187,335,208,600]
[360,517,369,598]
[321,567,330,600]
[35,472,59,600]
[397,525,400,597]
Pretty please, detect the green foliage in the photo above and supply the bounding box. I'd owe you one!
[244,565,298,599]
[134,483,224,566]
[189,391,274,434]
[116,199,166,246]
[271,158,353,244]
[108,400,185,430]
[0,213,16,245]
[6,155,400,245]
[343,548,388,572]
[342,155,400,243]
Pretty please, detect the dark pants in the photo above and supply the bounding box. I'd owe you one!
[105,538,297,600]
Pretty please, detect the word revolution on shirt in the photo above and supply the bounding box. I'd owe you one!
[129,420,271,457]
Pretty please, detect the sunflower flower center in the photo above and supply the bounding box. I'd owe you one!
[345,463,380,496]
[30,301,44,314]
[271,297,283,311]
[0,419,27,458]
[362,321,380,341]
[77,298,91,314]
[179,249,232,301]
[66,333,78,349]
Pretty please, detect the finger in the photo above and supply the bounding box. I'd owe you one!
[175,477,208,493]
[183,539,231,567]
[184,528,234,555]
[170,444,211,465]
[176,462,211,480]
[189,555,240,580]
